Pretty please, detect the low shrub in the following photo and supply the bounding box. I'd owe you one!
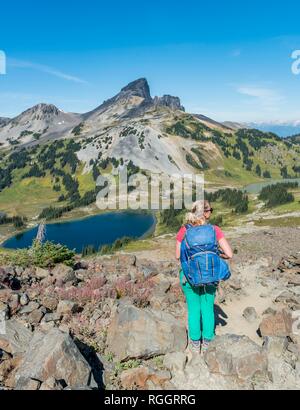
[0,240,75,268]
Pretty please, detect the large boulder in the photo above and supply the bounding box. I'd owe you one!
[14,328,93,389]
[204,334,268,381]
[170,353,244,390]
[51,264,76,283]
[0,319,33,355]
[262,336,288,359]
[106,304,187,361]
[259,309,293,337]
[267,357,300,389]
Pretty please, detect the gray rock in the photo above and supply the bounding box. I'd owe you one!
[57,300,79,315]
[287,342,300,357]
[262,336,288,358]
[20,301,40,315]
[275,291,300,305]
[116,254,136,267]
[243,307,258,323]
[15,328,93,389]
[42,312,62,323]
[0,319,33,354]
[15,378,41,390]
[9,294,20,312]
[0,302,10,320]
[52,264,75,283]
[39,377,63,390]
[39,322,55,332]
[259,309,293,337]
[229,278,242,291]
[27,307,45,325]
[267,356,299,388]
[20,294,29,306]
[35,267,50,279]
[163,352,187,373]
[171,353,243,390]
[204,334,268,380]
[154,278,171,295]
[263,307,277,316]
[40,296,58,311]
[106,304,187,361]
[74,269,87,281]
[138,265,158,279]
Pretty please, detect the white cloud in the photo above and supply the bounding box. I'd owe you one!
[236,85,284,111]
[8,58,88,84]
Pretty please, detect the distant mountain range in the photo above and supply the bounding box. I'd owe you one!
[245,122,300,138]
[222,121,300,137]
[0,78,299,178]
[0,79,190,149]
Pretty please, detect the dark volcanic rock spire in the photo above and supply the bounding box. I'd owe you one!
[120,78,152,100]
[154,95,185,111]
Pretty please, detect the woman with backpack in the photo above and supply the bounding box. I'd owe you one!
[176,200,233,354]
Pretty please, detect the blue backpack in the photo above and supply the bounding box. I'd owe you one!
[180,224,231,286]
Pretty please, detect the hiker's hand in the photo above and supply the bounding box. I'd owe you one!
[220,253,229,259]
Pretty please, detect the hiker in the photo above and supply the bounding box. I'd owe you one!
[176,200,233,353]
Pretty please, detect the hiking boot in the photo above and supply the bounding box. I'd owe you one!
[189,340,200,353]
[201,339,211,355]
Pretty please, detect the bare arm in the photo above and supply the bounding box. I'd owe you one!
[175,240,181,260]
[218,237,233,259]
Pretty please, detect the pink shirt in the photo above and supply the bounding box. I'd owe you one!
[176,225,224,243]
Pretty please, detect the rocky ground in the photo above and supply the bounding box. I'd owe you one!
[0,226,300,390]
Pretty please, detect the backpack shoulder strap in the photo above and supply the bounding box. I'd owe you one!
[211,224,219,250]
[183,224,192,249]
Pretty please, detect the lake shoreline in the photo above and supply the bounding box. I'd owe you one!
[1,176,299,249]
[244,177,300,194]
[0,210,158,254]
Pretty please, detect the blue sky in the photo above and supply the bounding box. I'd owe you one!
[0,0,300,122]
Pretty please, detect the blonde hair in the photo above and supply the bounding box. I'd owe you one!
[185,200,211,226]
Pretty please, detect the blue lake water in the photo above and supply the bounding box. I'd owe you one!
[2,212,156,253]
[244,178,300,194]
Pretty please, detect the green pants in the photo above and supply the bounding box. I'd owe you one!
[180,270,216,342]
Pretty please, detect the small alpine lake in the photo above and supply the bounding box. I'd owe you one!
[244,178,300,194]
[2,211,156,253]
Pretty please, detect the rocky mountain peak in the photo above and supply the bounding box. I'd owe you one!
[14,103,61,121]
[30,103,61,116]
[153,95,185,111]
[120,78,151,100]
